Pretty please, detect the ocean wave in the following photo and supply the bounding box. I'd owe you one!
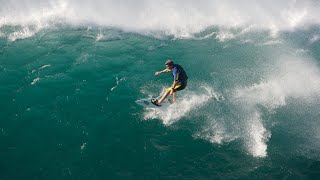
[1,0,320,39]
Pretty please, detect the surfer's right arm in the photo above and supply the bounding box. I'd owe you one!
[155,68,171,75]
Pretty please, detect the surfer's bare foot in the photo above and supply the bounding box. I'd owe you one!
[151,99,161,106]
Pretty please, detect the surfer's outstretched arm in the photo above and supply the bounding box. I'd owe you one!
[155,68,171,75]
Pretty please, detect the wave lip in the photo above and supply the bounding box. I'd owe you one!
[2,0,320,39]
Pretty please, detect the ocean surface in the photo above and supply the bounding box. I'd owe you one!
[1,0,320,179]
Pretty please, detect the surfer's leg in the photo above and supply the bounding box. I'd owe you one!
[172,91,176,103]
[158,89,171,104]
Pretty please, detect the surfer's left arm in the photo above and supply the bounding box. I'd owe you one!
[155,68,170,75]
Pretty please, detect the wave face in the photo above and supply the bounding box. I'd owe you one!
[1,1,320,180]
[1,0,320,38]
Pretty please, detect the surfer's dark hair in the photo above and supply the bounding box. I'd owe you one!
[165,60,174,66]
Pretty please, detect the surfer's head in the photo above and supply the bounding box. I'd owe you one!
[165,60,174,69]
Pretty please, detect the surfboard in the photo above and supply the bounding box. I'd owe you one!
[135,97,171,109]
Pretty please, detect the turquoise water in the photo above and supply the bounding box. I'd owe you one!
[1,1,320,179]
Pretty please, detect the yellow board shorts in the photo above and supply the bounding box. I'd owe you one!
[167,81,187,92]
[167,84,181,91]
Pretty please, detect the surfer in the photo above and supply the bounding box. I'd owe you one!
[152,60,188,106]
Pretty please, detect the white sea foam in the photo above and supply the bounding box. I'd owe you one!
[215,31,236,42]
[260,40,282,46]
[143,86,217,125]
[31,77,40,85]
[39,64,51,70]
[230,55,320,157]
[80,142,87,150]
[194,117,238,144]
[309,34,320,44]
[32,64,51,73]
[95,31,121,42]
[110,77,126,91]
[195,51,320,158]
[295,49,309,54]
[95,32,105,41]
[1,0,320,39]
[8,27,38,42]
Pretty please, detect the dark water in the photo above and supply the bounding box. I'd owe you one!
[1,1,320,179]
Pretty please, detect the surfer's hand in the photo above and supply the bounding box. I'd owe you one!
[155,71,160,75]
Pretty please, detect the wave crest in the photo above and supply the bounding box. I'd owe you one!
[1,0,320,39]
